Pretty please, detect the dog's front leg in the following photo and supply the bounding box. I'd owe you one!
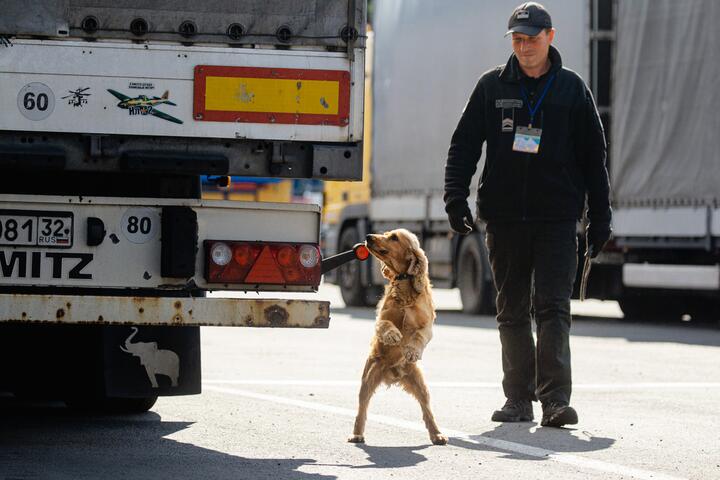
[403,329,432,363]
[376,320,403,345]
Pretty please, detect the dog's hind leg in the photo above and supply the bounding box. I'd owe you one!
[348,357,383,443]
[400,364,448,445]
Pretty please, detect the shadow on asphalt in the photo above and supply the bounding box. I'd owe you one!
[0,398,336,480]
[331,307,720,348]
[447,422,615,460]
[348,443,430,469]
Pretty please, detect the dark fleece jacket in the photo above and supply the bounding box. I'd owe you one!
[444,46,611,227]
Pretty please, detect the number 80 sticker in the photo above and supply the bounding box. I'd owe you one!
[121,208,160,244]
[17,82,56,121]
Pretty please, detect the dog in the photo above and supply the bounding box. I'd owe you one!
[348,228,448,445]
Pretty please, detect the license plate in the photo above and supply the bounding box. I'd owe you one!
[0,210,73,248]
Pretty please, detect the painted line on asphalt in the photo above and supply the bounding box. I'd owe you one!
[204,379,720,390]
[204,385,687,480]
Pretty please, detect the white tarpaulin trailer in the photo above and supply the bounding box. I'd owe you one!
[612,0,720,208]
[610,0,720,314]
[369,0,588,223]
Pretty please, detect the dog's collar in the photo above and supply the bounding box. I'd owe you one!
[395,273,414,281]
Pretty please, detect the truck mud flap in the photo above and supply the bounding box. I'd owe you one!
[103,325,200,397]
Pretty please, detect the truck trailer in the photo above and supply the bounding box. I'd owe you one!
[323,0,720,321]
[0,0,366,410]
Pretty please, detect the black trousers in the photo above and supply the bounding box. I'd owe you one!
[485,221,578,404]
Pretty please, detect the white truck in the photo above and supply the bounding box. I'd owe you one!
[324,0,719,321]
[0,0,366,410]
[323,0,588,312]
[599,0,720,321]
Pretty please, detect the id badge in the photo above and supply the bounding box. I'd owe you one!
[512,126,542,154]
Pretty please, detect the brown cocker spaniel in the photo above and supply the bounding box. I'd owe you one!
[348,228,448,445]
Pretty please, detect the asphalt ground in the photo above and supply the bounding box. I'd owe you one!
[1,285,719,480]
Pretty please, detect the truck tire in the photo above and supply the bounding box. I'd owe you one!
[619,295,683,322]
[338,226,368,307]
[457,235,495,315]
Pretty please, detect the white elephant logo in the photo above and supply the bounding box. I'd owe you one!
[120,327,180,388]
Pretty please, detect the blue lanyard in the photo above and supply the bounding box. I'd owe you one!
[519,73,556,127]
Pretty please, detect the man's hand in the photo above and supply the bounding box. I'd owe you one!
[586,223,611,258]
[447,203,474,235]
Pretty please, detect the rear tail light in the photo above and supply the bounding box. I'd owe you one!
[298,244,320,268]
[210,242,233,266]
[205,241,321,286]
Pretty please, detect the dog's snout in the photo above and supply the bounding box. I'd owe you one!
[365,234,373,244]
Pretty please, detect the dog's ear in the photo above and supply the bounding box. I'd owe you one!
[407,246,429,293]
[381,263,394,280]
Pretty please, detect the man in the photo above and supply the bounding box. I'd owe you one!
[443,2,611,427]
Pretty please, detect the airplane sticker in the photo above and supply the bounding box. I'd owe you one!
[107,89,183,124]
[61,87,91,107]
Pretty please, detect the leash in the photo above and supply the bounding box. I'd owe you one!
[579,245,593,301]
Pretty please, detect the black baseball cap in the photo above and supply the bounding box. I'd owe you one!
[506,2,553,37]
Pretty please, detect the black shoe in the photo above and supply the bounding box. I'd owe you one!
[491,398,534,422]
[540,401,578,427]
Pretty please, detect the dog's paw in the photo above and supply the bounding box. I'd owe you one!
[404,346,421,363]
[431,433,449,445]
[381,328,402,345]
[347,435,365,443]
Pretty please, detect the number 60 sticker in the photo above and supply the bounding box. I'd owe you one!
[120,208,160,244]
[17,82,56,121]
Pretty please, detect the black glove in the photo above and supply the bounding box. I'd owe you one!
[447,202,474,235]
[586,222,611,258]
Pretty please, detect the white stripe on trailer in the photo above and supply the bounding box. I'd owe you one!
[623,263,720,290]
[0,294,330,328]
[614,207,708,237]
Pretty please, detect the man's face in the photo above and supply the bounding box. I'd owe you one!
[511,29,555,71]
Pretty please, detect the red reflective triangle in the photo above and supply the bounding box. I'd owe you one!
[244,246,285,284]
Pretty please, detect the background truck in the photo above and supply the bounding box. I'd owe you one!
[602,0,720,321]
[323,0,589,312]
[0,0,366,411]
[323,0,719,321]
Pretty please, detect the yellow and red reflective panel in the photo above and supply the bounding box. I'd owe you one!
[193,66,350,126]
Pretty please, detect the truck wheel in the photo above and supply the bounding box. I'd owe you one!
[338,226,368,307]
[457,235,494,315]
[619,295,683,322]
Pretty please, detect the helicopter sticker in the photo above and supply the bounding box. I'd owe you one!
[61,87,91,108]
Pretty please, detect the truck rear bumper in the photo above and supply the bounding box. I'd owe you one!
[623,264,720,291]
[0,294,330,328]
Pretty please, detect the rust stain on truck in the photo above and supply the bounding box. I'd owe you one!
[264,305,289,326]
